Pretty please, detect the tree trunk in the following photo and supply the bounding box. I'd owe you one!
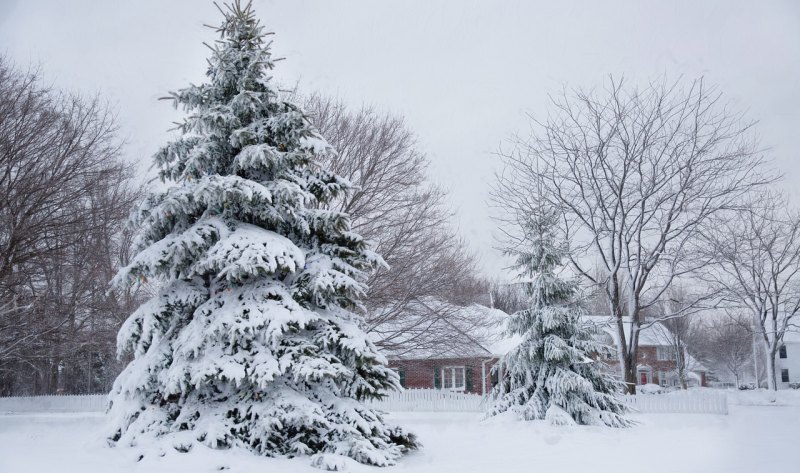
[764,339,778,391]
[613,300,637,394]
[621,345,638,394]
[623,364,637,394]
[677,349,688,389]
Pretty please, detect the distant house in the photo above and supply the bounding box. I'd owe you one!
[777,330,800,388]
[386,304,517,395]
[585,316,708,388]
[388,311,707,393]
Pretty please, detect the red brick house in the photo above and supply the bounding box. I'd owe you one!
[585,316,708,388]
[387,313,707,393]
[381,301,516,395]
[388,335,519,395]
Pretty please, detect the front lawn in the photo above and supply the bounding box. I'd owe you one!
[0,395,796,473]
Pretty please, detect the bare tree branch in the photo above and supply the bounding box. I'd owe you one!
[493,76,771,393]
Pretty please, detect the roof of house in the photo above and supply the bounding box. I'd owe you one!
[483,314,680,356]
[582,315,676,347]
[783,329,800,344]
[581,315,707,371]
[378,299,510,360]
[387,305,707,372]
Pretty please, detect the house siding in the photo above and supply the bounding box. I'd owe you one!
[599,345,708,387]
[389,357,498,395]
[777,341,800,388]
[389,346,709,393]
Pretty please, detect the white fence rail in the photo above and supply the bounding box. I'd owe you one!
[373,389,728,415]
[621,390,728,415]
[368,389,485,412]
[0,389,728,415]
[0,394,107,413]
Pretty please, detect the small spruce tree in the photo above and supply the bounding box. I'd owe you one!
[487,203,632,427]
[107,1,417,465]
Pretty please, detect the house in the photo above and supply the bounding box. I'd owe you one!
[385,304,518,395]
[387,311,707,393]
[585,316,708,388]
[777,330,800,388]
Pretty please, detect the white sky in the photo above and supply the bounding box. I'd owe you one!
[2,0,799,277]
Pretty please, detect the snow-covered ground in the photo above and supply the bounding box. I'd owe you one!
[1,392,797,473]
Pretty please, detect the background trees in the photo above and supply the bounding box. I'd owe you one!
[693,314,754,388]
[702,193,800,390]
[0,58,141,395]
[647,288,701,389]
[304,95,493,358]
[494,77,770,393]
[0,62,495,397]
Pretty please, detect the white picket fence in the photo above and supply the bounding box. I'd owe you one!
[368,389,486,412]
[369,389,728,415]
[0,389,728,415]
[0,394,107,413]
[620,390,728,415]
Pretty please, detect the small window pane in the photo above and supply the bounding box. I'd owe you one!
[779,345,787,359]
[782,369,790,383]
[442,369,453,389]
[658,371,667,387]
[657,347,671,361]
[454,368,464,388]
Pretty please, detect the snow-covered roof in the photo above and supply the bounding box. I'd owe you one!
[483,314,677,357]
[379,300,510,360]
[582,315,673,347]
[582,315,707,371]
[387,306,710,368]
[487,333,523,357]
[783,329,800,344]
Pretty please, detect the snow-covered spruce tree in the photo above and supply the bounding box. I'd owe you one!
[107,1,417,465]
[487,204,632,427]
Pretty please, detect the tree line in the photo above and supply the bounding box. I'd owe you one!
[0,59,142,395]
[493,77,800,392]
[2,62,798,398]
[0,57,490,396]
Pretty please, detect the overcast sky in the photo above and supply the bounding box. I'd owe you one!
[2,0,799,277]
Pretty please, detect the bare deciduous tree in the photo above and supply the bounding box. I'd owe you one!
[494,76,770,393]
[702,193,800,390]
[649,288,699,389]
[488,280,529,315]
[693,314,754,388]
[0,58,141,394]
[304,95,493,357]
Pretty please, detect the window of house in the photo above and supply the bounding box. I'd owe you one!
[779,345,787,359]
[781,369,790,383]
[658,371,667,387]
[656,347,672,361]
[441,366,466,391]
[605,347,616,360]
[394,368,406,388]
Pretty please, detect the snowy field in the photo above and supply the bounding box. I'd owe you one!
[1,392,797,473]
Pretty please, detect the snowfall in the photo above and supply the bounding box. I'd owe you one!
[1,390,798,473]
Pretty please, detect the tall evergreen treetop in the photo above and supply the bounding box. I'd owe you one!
[107,1,417,466]
[488,201,632,427]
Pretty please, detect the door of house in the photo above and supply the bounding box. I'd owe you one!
[640,372,648,384]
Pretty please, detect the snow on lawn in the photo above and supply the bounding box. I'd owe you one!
[1,402,797,473]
